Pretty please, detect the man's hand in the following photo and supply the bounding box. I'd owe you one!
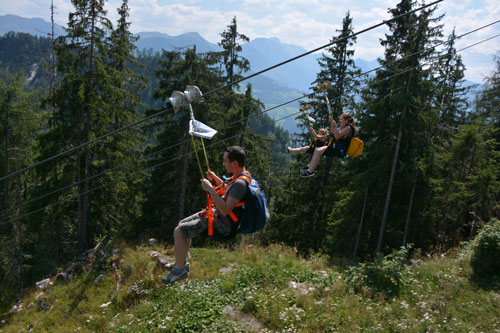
[201,178,213,192]
[206,170,217,183]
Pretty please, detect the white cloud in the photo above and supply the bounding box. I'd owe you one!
[1,0,498,82]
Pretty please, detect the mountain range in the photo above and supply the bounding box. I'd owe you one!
[3,14,476,134]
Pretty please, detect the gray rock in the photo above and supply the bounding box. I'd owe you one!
[156,256,169,269]
[94,274,105,284]
[36,278,51,290]
[148,251,161,259]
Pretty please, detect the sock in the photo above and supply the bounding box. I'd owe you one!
[172,266,184,274]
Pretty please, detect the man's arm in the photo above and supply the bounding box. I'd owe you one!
[201,179,240,215]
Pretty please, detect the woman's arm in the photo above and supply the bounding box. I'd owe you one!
[332,126,350,140]
[310,126,326,140]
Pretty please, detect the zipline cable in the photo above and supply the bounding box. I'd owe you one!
[201,0,444,98]
[0,0,443,184]
[2,23,499,217]
[3,30,498,226]
[0,107,172,182]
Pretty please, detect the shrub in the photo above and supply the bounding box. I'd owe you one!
[470,218,500,280]
[344,245,411,297]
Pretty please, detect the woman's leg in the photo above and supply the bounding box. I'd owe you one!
[308,146,328,172]
[288,146,309,154]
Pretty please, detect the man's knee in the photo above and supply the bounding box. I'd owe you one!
[174,225,183,238]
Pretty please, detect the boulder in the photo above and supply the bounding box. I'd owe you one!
[36,278,51,290]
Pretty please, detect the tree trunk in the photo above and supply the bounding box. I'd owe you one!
[76,149,86,255]
[239,114,249,148]
[15,211,23,300]
[78,0,97,255]
[3,98,9,214]
[403,170,418,246]
[50,0,56,101]
[376,111,405,253]
[178,133,190,219]
[353,185,369,259]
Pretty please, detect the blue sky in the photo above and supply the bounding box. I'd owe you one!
[2,0,499,83]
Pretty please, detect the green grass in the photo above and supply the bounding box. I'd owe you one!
[1,242,499,332]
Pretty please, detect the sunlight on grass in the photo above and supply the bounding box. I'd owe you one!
[2,242,499,332]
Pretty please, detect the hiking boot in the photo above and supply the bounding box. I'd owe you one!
[164,262,190,272]
[161,267,189,284]
[285,145,290,153]
[300,170,315,178]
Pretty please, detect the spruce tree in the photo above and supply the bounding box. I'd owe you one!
[268,12,360,252]
[324,0,443,256]
[0,74,39,304]
[218,16,250,87]
[35,0,144,257]
[141,47,224,236]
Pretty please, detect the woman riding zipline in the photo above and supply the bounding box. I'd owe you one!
[286,126,330,156]
[297,112,357,178]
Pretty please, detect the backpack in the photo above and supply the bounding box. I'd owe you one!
[346,137,364,158]
[237,177,270,234]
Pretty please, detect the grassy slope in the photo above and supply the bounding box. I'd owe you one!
[1,242,499,332]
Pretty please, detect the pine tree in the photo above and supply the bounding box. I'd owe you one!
[218,16,250,87]
[433,29,471,135]
[35,0,144,257]
[327,0,444,256]
[141,47,224,236]
[0,74,39,304]
[268,12,361,252]
[420,53,500,250]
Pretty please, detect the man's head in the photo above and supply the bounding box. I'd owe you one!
[223,146,246,173]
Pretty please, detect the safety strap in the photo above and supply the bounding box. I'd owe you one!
[202,173,251,236]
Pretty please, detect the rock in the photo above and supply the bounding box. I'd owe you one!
[36,298,50,312]
[55,272,72,281]
[219,263,238,275]
[9,304,22,313]
[94,274,105,284]
[36,278,51,290]
[100,302,111,308]
[316,270,329,276]
[148,238,157,246]
[156,256,169,269]
[288,281,314,295]
[148,251,161,259]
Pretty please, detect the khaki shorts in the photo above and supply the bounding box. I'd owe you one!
[178,210,234,238]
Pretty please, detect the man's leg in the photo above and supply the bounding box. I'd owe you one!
[174,226,190,269]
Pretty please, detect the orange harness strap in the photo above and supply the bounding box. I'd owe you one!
[203,173,251,236]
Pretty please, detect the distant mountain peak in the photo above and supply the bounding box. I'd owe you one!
[0,14,65,37]
[136,31,173,39]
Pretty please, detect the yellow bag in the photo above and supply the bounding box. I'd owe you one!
[346,137,364,158]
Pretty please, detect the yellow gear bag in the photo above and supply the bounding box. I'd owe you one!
[346,137,364,158]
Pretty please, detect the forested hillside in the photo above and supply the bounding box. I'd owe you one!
[0,0,498,315]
